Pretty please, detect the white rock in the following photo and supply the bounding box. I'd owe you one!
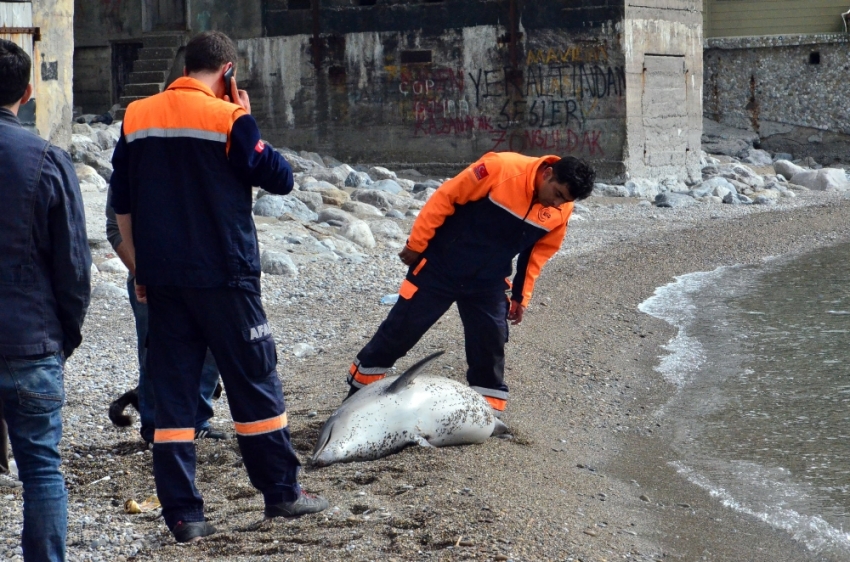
[339,219,376,248]
[790,168,850,192]
[74,164,107,192]
[773,160,806,180]
[342,201,383,217]
[260,251,299,277]
[97,257,128,273]
[367,219,406,241]
[368,166,397,180]
[291,343,316,358]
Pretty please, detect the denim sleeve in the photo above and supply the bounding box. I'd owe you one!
[105,185,122,251]
[228,114,294,195]
[45,147,92,358]
[109,125,132,215]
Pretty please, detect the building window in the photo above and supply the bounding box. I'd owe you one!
[400,50,432,64]
[289,0,311,9]
[358,0,377,5]
[809,52,821,65]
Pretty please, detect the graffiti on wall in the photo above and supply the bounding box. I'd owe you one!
[387,43,624,157]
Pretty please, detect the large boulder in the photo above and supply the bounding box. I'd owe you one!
[689,177,736,199]
[369,179,404,194]
[701,117,758,158]
[289,190,323,212]
[624,178,661,199]
[318,208,355,224]
[351,188,410,211]
[592,183,629,197]
[281,152,322,173]
[74,163,108,192]
[82,150,114,182]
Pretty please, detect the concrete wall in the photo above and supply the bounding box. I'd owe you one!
[30,0,75,148]
[704,34,850,164]
[623,0,703,183]
[239,1,628,178]
[704,0,848,38]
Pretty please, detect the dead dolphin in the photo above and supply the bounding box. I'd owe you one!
[311,351,507,466]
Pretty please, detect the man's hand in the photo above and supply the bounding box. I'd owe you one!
[135,280,147,304]
[398,247,421,266]
[224,77,251,114]
[507,300,526,325]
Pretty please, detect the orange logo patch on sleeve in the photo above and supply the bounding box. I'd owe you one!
[254,140,266,153]
[473,163,489,180]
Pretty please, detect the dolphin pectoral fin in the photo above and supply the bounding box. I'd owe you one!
[414,435,436,448]
[311,419,335,464]
[492,418,510,437]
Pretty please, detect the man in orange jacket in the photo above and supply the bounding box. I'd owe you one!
[346,152,596,414]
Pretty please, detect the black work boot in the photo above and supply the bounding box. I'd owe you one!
[265,490,329,518]
[172,520,217,543]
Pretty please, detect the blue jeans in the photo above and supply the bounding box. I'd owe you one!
[128,277,218,443]
[0,353,66,562]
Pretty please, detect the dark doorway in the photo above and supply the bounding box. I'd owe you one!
[144,0,187,32]
[112,43,143,105]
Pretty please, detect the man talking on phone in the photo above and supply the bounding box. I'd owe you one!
[110,30,328,544]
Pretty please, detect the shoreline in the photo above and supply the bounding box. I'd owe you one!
[1,190,849,561]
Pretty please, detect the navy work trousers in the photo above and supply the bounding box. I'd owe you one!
[146,286,301,530]
[353,276,510,405]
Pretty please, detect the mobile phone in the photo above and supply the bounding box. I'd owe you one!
[223,64,234,98]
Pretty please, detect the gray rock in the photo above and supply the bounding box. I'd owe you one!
[317,208,355,224]
[260,251,299,277]
[307,167,348,188]
[281,152,321,173]
[396,178,416,191]
[654,192,698,208]
[300,180,340,193]
[413,179,441,192]
[719,163,764,188]
[413,188,436,202]
[369,179,403,194]
[742,148,773,167]
[292,343,316,358]
[753,194,776,205]
[322,155,345,168]
[723,192,753,205]
[91,282,128,300]
[368,166,397,181]
[398,168,424,177]
[366,219,406,241]
[593,183,629,197]
[342,201,383,217]
[351,189,409,211]
[289,191,323,212]
[69,134,99,163]
[253,195,318,222]
[689,177,736,198]
[93,128,119,151]
[773,152,794,162]
[299,150,325,167]
[82,151,114,183]
[701,117,758,158]
[385,209,406,219]
[625,179,661,199]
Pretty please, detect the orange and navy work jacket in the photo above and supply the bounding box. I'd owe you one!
[110,77,293,290]
[406,152,572,306]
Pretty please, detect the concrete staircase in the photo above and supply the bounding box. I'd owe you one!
[116,33,188,120]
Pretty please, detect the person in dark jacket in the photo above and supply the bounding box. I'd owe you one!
[345,152,595,415]
[0,38,92,562]
[110,31,327,544]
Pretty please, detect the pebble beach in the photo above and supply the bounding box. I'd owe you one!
[2,120,850,561]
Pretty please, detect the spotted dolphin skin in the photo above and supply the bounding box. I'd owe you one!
[311,351,508,467]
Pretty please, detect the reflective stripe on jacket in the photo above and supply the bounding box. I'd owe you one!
[406,152,572,306]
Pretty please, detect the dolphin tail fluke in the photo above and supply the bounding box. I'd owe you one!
[492,418,510,436]
[384,350,445,394]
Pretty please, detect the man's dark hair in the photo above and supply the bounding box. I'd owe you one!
[184,31,237,74]
[0,39,31,107]
[552,156,596,201]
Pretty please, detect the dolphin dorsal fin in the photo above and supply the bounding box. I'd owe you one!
[385,351,445,394]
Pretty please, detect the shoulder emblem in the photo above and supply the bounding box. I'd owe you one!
[538,207,552,222]
[254,139,266,153]
[473,163,489,180]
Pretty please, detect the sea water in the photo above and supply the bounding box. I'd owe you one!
[640,242,850,559]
